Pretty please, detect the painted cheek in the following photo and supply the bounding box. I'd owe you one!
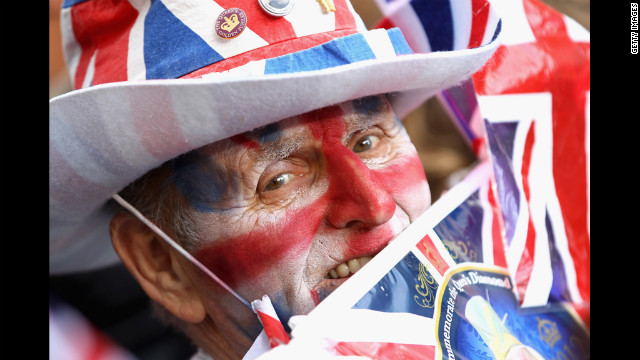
[304,106,401,257]
[194,197,329,289]
[374,152,430,210]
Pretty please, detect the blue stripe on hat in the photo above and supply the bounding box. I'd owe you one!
[410,0,453,52]
[144,0,224,80]
[62,0,89,8]
[264,33,377,74]
[264,30,413,75]
[387,28,414,55]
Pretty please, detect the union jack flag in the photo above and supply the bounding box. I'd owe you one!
[375,0,590,315]
[471,0,590,314]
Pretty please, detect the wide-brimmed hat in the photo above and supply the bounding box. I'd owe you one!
[50,0,502,274]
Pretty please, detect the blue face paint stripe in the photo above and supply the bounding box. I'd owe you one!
[170,151,240,213]
[352,95,383,116]
[256,123,282,145]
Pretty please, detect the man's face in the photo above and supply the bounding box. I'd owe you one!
[171,95,430,330]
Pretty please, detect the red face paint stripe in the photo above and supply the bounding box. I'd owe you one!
[230,134,260,149]
[195,196,327,288]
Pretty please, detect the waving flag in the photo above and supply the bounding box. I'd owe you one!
[375,0,589,312]
[471,0,590,312]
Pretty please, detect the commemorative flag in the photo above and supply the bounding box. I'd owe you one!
[274,162,590,360]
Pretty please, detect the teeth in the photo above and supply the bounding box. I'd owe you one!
[326,256,373,279]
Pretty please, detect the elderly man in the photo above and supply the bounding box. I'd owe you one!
[49,0,501,358]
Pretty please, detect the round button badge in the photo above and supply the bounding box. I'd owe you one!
[215,8,248,39]
[258,0,294,16]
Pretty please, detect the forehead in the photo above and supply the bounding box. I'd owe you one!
[165,95,395,212]
[242,95,391,143]
[172,95,395,173]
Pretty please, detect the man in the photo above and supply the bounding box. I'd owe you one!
[49,0,501,358]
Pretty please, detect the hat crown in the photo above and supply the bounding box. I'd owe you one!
[61,0,367,90]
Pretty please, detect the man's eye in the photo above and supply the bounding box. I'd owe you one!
[352,135,380,153]
[265,173,293,191]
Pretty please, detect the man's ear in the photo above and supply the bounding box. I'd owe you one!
[110,212,206,323]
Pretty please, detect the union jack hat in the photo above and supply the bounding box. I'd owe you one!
[50,0,503,274]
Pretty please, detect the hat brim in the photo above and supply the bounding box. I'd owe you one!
[50,39,500,274]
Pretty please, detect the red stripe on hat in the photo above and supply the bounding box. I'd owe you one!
[468,0,489,49]
[180,29,357,78]
[70,0,138,89]
[214,0,297,44]
[333,0,357,31]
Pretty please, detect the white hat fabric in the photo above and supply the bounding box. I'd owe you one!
[50,0,502,274]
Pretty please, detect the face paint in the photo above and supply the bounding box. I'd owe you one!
[170,149,248,213]
[183,96,430,326]
[300,100,430,304]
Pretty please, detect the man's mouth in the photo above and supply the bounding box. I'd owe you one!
[324,255,373,279]
[310,254,377,305]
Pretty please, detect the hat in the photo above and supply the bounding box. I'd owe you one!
[50,0,502,274]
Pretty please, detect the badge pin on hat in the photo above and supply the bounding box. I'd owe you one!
[258,0,295,16]
[215,8,248,39]
[218,0,336,39]
[257,0,335,16]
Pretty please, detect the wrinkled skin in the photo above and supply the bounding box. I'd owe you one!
[169,95,431,356]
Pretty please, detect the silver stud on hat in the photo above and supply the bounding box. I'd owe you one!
[258,0,295,16]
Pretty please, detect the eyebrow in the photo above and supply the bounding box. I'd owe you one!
[345,99,388,135]
[256,134,305,162]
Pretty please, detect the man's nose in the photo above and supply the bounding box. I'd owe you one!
[325,147,396,229]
